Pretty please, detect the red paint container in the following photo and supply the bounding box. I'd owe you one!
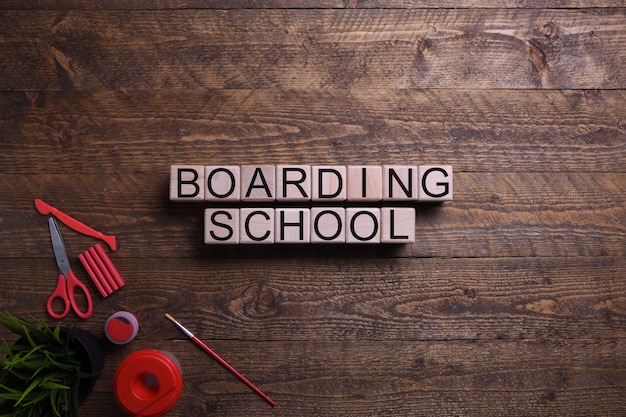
[114,350,183,417]
[105,311,139,345]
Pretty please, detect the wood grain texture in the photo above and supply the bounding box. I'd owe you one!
[1,256,625,341]
[71,339,625,417]
[1,172,625,258]
[1,89,625,173]
[0,1,624,9]
[1,9,625,90]
[1,3,624,416]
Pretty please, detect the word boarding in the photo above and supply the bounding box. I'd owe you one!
[170,165,453,244]
[170,165,453,202]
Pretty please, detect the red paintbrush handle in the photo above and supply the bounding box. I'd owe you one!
[165,313,276,407]
[191,336,277,407]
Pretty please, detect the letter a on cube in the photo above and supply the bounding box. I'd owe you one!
[241,166,276,202]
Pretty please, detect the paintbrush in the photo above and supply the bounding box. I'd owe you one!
[165,313,277,407]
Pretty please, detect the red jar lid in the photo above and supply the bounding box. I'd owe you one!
[114,349,183,417]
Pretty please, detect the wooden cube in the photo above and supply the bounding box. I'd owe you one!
[240,208,274,244]
[205,166,240,201]
[311,207,346,243]
[241,165,275,201]
[312,166,346,202]
[346,208,381,243]
[276,165,311,201]
[170,165,204,201]
[419,165,453,201]
[204,209,239,244]
[275,208,311,243]
[347,165,383,202]
[381,207,415,243]
[383,165,418,201]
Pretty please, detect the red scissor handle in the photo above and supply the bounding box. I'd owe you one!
[47,275,71,319]
[47,270,93,320]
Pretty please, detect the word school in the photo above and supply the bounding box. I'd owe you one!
[170,164,452,244]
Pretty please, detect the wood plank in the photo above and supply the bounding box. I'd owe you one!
[0,329,618,415]
[64,339,625,417]
[1,89,625,174]
[0,3,624,416]
[0,172,623,258]
[1,1,624,10]
[1,9,625,90]
[1,256,624,341]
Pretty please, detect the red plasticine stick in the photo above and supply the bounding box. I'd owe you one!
[79,250,111,297]
[93,244,124,288]
[79,244,125,297]
[34,199,117,251]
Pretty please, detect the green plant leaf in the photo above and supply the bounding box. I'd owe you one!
[50,388,62,417]
[0,312,88,417]
[16,375,44,405]
[42,381,69,390]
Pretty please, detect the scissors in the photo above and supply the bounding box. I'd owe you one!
[46,217,93,320]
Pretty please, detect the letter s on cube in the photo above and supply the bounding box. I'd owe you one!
[205,209,240,244]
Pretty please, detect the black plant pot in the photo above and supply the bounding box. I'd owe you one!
[69,328,105,405]
[15,328,105,406]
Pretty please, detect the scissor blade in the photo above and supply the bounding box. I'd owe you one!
[48,217,71,277]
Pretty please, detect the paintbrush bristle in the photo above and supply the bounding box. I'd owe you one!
[165,313,194,338]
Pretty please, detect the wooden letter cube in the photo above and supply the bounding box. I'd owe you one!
[381,207,415,243]
[275,208,311,243]
[312,165,347,202]
[311,207,346,243]
[205,166,240,202]
[205,209,240,244]
[383,165,418,201]
[347,165,383,202]
[276,165,311,201]
[346,208,381,243]
[170,165,205,201]
[240,208,274,244]
[241,165,276,201]
[419,165,453,201]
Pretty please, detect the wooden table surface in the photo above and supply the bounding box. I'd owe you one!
[1,2,625,416]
